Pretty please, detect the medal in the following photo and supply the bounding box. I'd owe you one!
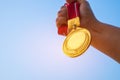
[58,2,91,57]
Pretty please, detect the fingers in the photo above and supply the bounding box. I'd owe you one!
[56,6,68,28]
[57,6,67,17]
[56,17,67,28]
[56,0,95,29]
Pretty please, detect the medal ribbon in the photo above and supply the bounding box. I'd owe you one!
[58,2,80,36]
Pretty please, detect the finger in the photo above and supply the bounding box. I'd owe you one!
[56,17,67,28]
[77,0,86,3]
[57,7,67,17]
[80,1,94,17]
[79,1,96,28]
[60,5,65,9]
[57,11,67,17]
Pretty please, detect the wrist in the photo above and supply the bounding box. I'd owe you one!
[88,19,103,36]
[87,19,103,44]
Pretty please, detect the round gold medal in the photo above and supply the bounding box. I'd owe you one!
[63,28,91,57]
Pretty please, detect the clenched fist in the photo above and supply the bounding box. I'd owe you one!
[56,0,98,36]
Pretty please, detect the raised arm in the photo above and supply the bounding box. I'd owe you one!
[56,0,120,63]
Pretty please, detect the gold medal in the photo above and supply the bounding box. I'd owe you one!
[63,27,91,57]
[62,2,91,57]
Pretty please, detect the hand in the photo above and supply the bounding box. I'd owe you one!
[56,0,99,36]
[56,0,120,63]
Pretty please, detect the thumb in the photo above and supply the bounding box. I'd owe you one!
[79,1,97,29]
[77,0,86,3]
[80,1,95,21]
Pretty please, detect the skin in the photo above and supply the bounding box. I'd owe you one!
[56,0,120,63]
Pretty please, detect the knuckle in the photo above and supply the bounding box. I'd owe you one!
[56,17,67,27]
[60,6,65,9]
[57,10,67,17]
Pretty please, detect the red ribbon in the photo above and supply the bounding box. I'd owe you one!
[58,2,80,36]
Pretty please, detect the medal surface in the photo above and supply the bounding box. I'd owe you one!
[63,27,91,57]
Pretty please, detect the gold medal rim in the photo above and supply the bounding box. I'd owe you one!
[63,28,91,58]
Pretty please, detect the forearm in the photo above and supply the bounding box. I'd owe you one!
[56,0,120,63]
[90,21,120,63]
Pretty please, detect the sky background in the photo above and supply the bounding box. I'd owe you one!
[0,0,120,80]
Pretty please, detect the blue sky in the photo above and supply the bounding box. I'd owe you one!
[0,0,120,80]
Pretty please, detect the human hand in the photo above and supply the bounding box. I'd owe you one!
[56,0,99,36]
